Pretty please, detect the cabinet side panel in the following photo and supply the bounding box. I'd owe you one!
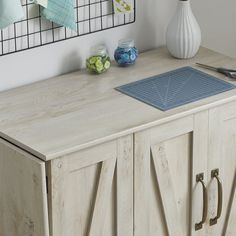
[0,139,49,236]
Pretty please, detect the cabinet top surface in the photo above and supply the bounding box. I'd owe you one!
[1,47,236,161]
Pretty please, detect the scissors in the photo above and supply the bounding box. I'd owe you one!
[196,63,236,79]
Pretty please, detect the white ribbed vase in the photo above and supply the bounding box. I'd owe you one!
[166,0,201,59]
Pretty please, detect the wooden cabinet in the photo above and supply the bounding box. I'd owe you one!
[0,139,49,236]
[46,135,133,236]
[208,102,236,235]
[0,136,133,236]
[1,108,235,236]
[134,117,193,236]
[1,48,236,236]
[133,107,236,236]
[134,113,209,236]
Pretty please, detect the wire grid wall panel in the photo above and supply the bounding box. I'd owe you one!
[0,0,136,56]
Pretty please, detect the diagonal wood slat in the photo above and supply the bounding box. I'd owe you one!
[151,144,184,236]
[88,156,117,236]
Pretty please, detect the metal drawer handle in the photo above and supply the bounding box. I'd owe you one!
[195,173,208,231]
[210,169,223,226]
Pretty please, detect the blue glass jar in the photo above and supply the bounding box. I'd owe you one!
[114,39,138,66]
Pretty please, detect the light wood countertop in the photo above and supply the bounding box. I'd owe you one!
[1,47,236,161]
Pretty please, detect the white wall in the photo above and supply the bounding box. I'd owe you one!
[0,0,175,92]
[192,0,236,59]
[1,0,235,92]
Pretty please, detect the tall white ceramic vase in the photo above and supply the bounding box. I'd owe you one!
[166,0,201,59]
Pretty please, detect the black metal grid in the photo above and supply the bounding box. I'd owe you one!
[0,0,136,56]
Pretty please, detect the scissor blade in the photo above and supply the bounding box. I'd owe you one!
[196,63,218,71]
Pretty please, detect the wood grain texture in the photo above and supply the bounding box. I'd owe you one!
[0,138,49,236]
[151,144,183,236]
[134,130,151,236]
[191,111,209,236]
[225,170,236,235]
[134,117,194,236]
[208,101,236,236]
[116,135,133,236]
[1,47,236,160]
[48,135,133,236]
[88,157,117,236]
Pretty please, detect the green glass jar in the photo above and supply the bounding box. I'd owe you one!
[86,45,111,74]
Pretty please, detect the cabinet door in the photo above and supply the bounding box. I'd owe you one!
[47,135,133,236]
[0,138,49,236]
[208,102,236,236]
[134,112,209,236]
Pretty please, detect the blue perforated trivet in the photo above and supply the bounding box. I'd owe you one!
[115,67,236,111]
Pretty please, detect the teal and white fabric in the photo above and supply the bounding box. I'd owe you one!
[0,0,24,29]
[29,0,48,8]
[41,0,76,31]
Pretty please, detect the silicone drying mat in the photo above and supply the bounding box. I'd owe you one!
[115,67,236,111]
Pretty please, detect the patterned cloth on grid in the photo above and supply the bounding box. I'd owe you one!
[29,0,48,8]
[41,0,76,31]
[113,0,133,14]
[0,0,24,29]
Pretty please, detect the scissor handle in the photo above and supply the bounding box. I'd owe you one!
[218,68,236,79]
[218,68,236,73]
